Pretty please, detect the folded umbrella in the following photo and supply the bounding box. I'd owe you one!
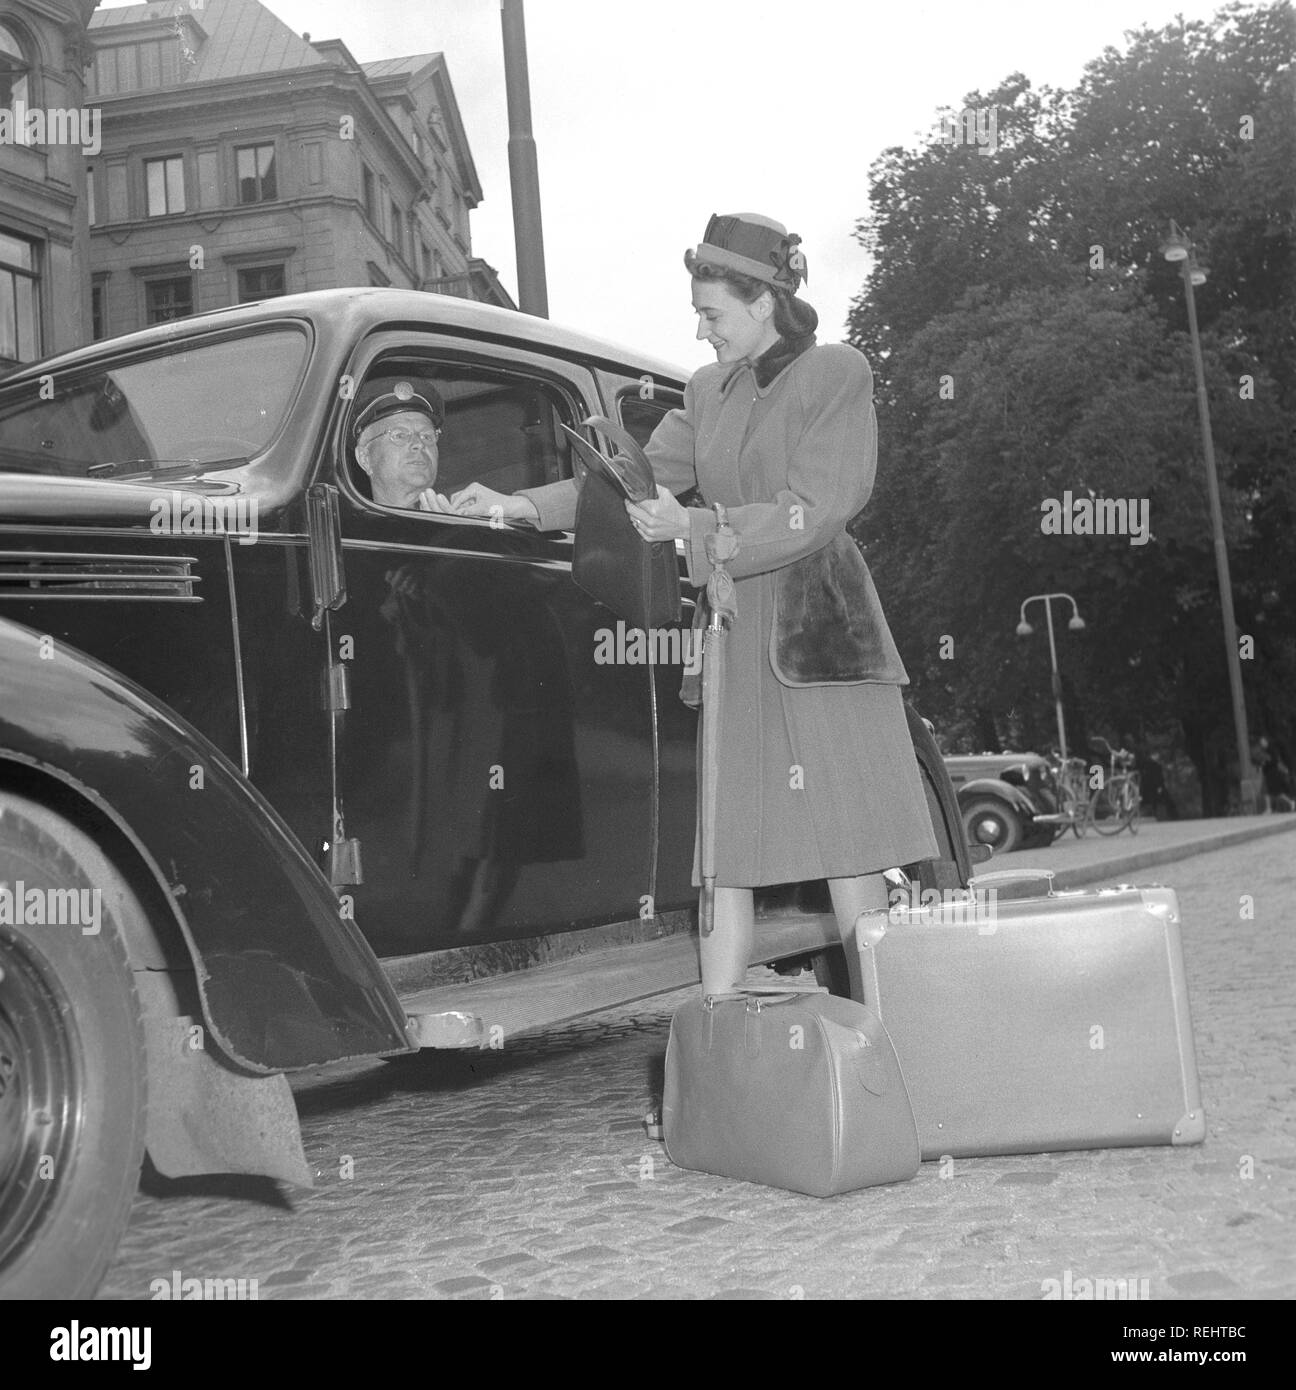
[698,503,739,937]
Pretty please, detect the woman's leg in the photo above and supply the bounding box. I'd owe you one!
[827,873,889,1003]
[699,886,754,995]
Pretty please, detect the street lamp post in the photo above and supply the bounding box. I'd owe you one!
[500,0,549,318]
[1159,219,1259,813]
[1016,593,1085,760]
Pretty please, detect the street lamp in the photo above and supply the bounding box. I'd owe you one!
[1159,219,1259,812]
[501,0,549,317]
[1016,592,1085,760]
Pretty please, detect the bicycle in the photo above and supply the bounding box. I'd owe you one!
[1087,737,1141,836]
[1050,754,1092,838]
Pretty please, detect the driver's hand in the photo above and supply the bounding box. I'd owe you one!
[417,488,455,513]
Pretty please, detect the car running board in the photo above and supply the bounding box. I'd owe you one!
[395,909,841,1048]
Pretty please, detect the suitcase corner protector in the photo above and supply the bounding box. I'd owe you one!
[1172,1108,1206,1145]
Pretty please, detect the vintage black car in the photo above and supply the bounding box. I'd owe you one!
[0,288,975,1296]
[943,751,1067,853]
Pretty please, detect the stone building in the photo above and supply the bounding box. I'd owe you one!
[84,0,511,341]
[0,0,97,368]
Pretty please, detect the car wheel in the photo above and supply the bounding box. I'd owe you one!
[0,794,147,1299]
[961,797,1023,855]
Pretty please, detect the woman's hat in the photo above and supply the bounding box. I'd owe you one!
[353,379,445,441]
[685,213,808,291]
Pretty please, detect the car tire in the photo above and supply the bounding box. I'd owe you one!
[961,797,1023,855]
[0,793,147,1299]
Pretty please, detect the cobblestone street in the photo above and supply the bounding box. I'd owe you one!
[98,823,1296,1301]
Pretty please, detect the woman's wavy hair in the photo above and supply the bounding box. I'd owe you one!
[687,261,819,346]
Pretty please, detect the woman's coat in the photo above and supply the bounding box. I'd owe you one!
[521,342,938,886]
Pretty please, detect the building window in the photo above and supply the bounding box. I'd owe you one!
[236,265,286,302]
[420,240,431,285]
[145,156,186,217]
[390,202,403,258]
[93,40,180,98]
[91,281,107,341]
[0,22,30,108]
[0,230,39,363]
[87,167,97,227]
[235,144,277,204]
[145,276,193,324]
[361,165,376,222]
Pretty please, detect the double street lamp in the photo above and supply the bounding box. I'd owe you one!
[1159,220,1259,812]
[1016,593,1085,761]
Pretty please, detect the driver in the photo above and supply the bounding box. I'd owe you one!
[353,380,453,511]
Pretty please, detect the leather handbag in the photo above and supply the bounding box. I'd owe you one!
[564,419,681,630]
[769,532,909,687]
[662,984,921,1196]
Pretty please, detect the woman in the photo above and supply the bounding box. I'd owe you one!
[449,213,938,998]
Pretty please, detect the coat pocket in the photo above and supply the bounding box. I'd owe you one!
[769,533,909,686]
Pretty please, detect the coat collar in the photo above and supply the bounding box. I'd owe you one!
[719,335,815,399]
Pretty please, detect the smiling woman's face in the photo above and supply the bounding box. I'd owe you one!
[692,278,779,364]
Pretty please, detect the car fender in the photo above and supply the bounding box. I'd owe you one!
[956,778,1038,819]
[0,617,413,1073]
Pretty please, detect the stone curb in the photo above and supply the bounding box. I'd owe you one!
[1000,815,1296,892]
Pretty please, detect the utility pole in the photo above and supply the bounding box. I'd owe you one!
[500,0,548,317]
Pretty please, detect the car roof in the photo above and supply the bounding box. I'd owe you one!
[1,287,692,391]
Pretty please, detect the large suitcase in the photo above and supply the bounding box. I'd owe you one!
[662,985,920,1196]
[859,870,1206,1159]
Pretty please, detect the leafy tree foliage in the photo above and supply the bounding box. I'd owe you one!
[848,1,1294,811]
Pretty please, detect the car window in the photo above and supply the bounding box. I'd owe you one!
[0,326,309,477]
[346,357,577,511]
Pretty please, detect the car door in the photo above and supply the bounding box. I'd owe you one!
[602,377,700,917]
[325,333,657,959]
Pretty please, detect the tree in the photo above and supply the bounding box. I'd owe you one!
[848,1,1295,807]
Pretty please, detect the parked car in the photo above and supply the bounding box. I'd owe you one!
[943,751,1067,853]
[0,288,975,1296]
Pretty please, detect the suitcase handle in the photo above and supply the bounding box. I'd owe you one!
[967,868,1055,893]
[703,983,821,1010]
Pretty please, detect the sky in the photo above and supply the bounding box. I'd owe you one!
[101,0,1239,369]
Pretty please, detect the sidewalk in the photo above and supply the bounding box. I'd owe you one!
[982,813,1296,889]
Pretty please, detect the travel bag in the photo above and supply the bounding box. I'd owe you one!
[857,869,1206,1159]
[662,984,920,1196]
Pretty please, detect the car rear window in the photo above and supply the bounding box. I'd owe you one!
[0,326,309,478]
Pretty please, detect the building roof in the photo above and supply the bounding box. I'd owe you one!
[89,0,322,82]
[361,54,443,81]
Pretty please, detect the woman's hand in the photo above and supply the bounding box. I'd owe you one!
[448,484,539,525]
[626,485,689,543]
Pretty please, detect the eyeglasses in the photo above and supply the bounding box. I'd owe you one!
[371,426,441,448]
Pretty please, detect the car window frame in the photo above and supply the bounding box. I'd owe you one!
[330,332,603,536]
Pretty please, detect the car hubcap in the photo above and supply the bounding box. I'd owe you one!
[0,933,81,1274]
[973,815,1004,845]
